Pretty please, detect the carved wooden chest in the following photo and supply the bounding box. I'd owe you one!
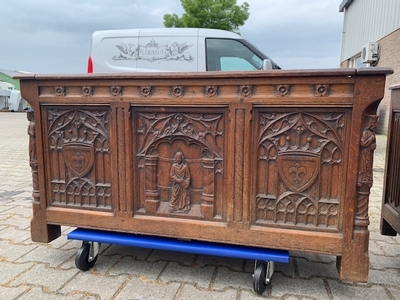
[18,68,392,282]
[381,83,400,236]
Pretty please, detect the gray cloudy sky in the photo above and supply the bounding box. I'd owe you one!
[0,0,344,74]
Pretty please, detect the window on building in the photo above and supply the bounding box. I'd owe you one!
[350,54,366,68]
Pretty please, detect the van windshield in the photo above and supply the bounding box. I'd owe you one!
[206,38,263,71]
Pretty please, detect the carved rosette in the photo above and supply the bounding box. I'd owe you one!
[276,84,290,96]
[110,85,122,96]
[314,84,330,97]
[55,86,65,96]
[140,86,152,97]
[240,85,252,97]
[205,85,217,97]
[355,114,379,230]
[82,86,93,97]
[172,86,184,97]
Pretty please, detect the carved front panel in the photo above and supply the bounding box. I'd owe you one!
[254,109,349,230]
[134,108,225,221]
[45,107,112,210]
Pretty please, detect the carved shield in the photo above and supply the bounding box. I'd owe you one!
[63,144,94,177]
[278,155,319,193]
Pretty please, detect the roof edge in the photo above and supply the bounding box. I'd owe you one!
[339,0,354,12]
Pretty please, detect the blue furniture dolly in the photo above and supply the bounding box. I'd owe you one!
[68,228,290,294]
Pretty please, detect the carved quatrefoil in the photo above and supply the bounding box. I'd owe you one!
[172,86,184,97]
[82,86,93,97]
[55,86,65,96]
[110,86,122,96]
[240,85,252,97]
[140,86,152,97]
[315,84,330,97]
[277,84,291,96]
[206,85,217,97]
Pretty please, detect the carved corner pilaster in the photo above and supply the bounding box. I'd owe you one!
[355,114,379,231]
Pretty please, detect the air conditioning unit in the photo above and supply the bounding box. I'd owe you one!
[361,42,379,64]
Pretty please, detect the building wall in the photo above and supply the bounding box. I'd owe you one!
[373,28,400,134]
[340,0,400,134]
[0,73,20,90]
[340,28,400,134]
[340,0,400,62]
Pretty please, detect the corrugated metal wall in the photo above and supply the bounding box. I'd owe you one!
[340,0,400,62]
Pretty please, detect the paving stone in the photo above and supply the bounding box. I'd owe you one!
[60,271,128,299]
[115,276,181,300]
[16,244,77,268]
[0,240,37,261]
[0,261,34,284]
[387,286,400,300]
[368,268,400,286]
[160,261,215,289]
[0,286,28,300]
[212,266,253,291]
[270,274,329,299]
[109,257,167,279]
[0,226,31,243]
[369,253,400,269]
[376,240,400,256]
[296,257,339,279]
[9,264,79,292]
[18,287,82,300]
[328,279,390,300]
[177,283,238,300]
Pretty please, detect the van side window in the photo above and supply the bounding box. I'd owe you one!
[206,38,263,71]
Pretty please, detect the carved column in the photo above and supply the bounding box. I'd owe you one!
[201,157,215,219]
[145,155,160,213]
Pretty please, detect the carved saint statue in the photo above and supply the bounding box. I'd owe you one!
[27,111,36,167]
[358,115,378,187]
[169,151,191,213]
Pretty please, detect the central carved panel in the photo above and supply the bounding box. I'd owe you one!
[255,110,348,230]
[134,109,225,221]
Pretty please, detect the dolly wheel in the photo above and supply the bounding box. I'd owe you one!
[75,242,98,271]
[252,263,267,294]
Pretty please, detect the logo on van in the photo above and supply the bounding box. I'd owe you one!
[113,39,194,62]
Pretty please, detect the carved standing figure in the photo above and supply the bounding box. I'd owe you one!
[169,151,191,213]
[27,111,37,167]
[358,115,378,187]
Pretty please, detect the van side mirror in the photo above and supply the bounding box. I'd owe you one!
[262,59,273,70]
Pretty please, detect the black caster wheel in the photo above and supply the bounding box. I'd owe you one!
[253,263,267,295]
[75,242,98,271]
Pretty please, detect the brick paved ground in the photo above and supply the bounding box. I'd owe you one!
[1,112,399,300]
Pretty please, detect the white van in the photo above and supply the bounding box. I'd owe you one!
[87,28,280,73]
